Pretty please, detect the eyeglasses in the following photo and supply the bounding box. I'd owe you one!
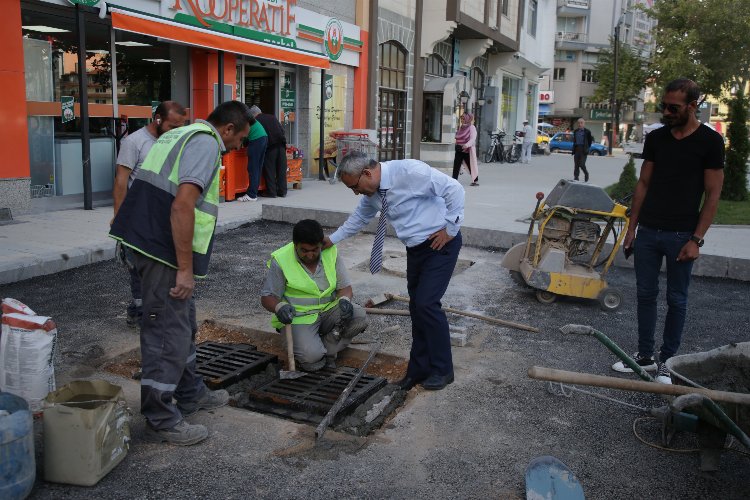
[343,171,365,191]
[657,101,692,114]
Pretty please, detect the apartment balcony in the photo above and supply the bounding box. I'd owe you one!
[555,31,588,49]
[558,0,590,17]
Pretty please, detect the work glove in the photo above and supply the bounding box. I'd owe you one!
[275,302,295,325]
[338,296,354,322]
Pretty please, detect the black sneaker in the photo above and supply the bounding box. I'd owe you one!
[611,353,657,373]
[655,362,672,384]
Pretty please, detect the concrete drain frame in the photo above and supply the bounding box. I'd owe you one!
[193,328,409,436]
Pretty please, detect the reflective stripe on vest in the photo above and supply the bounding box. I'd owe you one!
[108,121,222,277]
[268,243,339,328]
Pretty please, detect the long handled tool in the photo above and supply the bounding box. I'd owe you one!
[385,294,539,333]
[528,366,750,405]
[279,324,305,380]
[315,342,381,441]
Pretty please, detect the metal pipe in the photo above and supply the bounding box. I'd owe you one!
[218,50,224,104]
[319,69,326,180]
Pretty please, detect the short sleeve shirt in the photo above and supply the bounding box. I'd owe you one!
[640,124,724,231]
[116,127,157,187]
[261,251,352,299]
[177,120,225,191]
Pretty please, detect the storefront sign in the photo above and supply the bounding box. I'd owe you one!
[539,91,554,104]
[170,0,296,36]
[68,0,101,5]
[590,109,612,121]
[323,18,344,61]
[280,88,296,119]
[310,73,346,169]
[61,96,75,124]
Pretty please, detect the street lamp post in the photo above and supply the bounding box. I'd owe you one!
[609,23,620,156]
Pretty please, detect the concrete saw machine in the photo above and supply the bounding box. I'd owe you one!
[502,179,630,311]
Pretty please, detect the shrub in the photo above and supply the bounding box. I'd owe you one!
[610,155,638,203]
[723,90,749,201]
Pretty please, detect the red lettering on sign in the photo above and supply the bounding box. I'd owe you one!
[258,3,270,32]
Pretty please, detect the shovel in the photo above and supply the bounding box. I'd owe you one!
[279,323,305,380]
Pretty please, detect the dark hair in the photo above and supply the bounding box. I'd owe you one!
[207,101,255,130]
[153,100,186,119]
[664,78,700,104]
[292,219,324,245]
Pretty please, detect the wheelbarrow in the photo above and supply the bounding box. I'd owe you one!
[528,325,750,471]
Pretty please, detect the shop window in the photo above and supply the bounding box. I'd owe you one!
[553,68,566,81]
[527,0,538,37]
[502,0,509,16]
[502,76,520,134]
[422,93,443,142]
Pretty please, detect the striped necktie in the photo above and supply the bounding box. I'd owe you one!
[369,189,388,274]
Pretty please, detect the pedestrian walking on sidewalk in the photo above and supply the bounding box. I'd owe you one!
[572,118,593,182]
[112,101,187,328]
[521,120,534,164]
[614,79,725,384]
[326,151,465,391]
[254,106,288,198]
[237,105,268,202]
[452,112,479,186]
[110,101,253,445]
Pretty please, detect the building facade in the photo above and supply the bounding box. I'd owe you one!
[2,0,368,216]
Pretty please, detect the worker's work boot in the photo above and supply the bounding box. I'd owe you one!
[177,389,229,417]
[144,420,208,446]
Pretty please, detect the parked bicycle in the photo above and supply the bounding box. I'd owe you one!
[504,132,523,163]
[483,129,506,163]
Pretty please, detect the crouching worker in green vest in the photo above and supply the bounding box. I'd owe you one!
[261,219,368,371]
[109,101,254,446]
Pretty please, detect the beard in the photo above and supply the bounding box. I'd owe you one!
[660,112,689,128]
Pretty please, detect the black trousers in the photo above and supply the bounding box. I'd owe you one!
[573,145,589,181]
[405,232,462,380]
[452,146,477,182]
[262,145,288,197]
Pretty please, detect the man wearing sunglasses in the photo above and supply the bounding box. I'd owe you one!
[613,79,724,384]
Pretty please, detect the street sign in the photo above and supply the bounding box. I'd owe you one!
[61,96,75,124]
[539,91,555,103]
[590,109,612,121]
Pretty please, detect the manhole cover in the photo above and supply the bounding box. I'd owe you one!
[196,342,277,389]
[243,367,387,424]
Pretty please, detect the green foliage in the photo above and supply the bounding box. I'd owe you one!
[609,155,638,203]
[647,0,750,98]
[723,90,749,201]
[591,40,650,106]
[714,199,750,225]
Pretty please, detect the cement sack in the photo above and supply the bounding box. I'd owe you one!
[0,307,57,412]
[1,297,37,316]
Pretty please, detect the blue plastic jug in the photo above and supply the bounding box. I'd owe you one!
[0,392,35,499]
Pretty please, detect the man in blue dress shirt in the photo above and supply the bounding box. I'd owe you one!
[324,151,465,391]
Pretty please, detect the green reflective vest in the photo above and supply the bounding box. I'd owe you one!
[109,121,222,278]
[268,242,339,328]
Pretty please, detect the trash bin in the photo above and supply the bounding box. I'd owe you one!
[43,380,130,486]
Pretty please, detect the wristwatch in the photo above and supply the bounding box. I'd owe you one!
[690,235,704,247]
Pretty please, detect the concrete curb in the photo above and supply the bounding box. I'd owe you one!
[261,205,750,281]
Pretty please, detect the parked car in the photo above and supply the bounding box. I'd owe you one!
[548,132,608,156]
[533,130,551,155]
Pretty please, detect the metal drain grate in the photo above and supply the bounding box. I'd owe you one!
[196,342,277,389]
[243,367,387,424]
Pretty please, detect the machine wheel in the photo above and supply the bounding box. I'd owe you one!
[598,287,623,312]
[535,290,557,304]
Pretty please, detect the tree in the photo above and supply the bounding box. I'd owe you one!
[591,39,650,107]
[610,155,638,203]
[723,90,749,201]
[647,0,750,201]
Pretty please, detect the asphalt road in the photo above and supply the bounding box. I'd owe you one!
[1,220,749,499]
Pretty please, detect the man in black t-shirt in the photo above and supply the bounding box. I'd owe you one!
[612,79,724,384]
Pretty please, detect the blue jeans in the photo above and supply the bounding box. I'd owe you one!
[634,226,694,362]
[247,136,267,198]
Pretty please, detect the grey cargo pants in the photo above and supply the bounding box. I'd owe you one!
[134,253,207,430]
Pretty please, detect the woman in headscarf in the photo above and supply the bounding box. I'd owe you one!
[452,112,479,186]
